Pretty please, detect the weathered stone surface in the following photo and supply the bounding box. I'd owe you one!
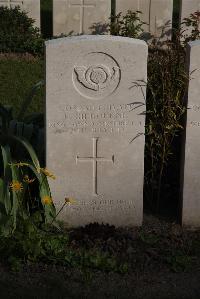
[182,40,200,227]
[53,0,110,36]
[0,0,40,28]
[46,35,147,227]
[180,0,200,37]
[116,0,173,39]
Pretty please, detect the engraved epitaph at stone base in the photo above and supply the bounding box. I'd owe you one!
[181,40,200,228]
[0,0,40,28]
[116,0,173,40]
[53,0,111,36]
[46,36,147,227]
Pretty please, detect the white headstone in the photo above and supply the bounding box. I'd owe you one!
[0,0,40,28]
[53,0,111,36]
[180,0,200,37]
[182,40,200,227]
[115,0,173,39]
[46,35,147,227]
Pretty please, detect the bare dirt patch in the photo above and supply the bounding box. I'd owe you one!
[0,215,200,299]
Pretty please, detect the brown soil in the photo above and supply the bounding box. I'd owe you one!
[0,214,200,299]
[0,264,199,299]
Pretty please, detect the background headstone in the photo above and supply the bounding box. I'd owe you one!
[53,0,111,36]
[115,0,173,40]
[181,40,200,227]
[0,0,40,28]
[46,35,147,227]
[180,0,200,37]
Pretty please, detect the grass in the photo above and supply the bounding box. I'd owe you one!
[0,0,51,119]
[0,56,44,118]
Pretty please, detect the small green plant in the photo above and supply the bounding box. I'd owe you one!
[139,231,160,245]
[182,11,200,44]
[110,10,145,38]
[0,227,69,270]
[0,6,44,55]
[0,134,56,236]
[144,32,188,211]
[0,81,45,161]
[0,220,128,273]
[167,253,192,272]
[0,79,58,237]
[144,12,200,210]
[108,10,189,211]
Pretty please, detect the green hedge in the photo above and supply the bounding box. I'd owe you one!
[0,6,44,56]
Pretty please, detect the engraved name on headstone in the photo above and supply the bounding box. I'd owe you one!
[0,0,40,28]
[115,0,173,39]
[53,0,110,36]
[181,40,200,227]
[46,35,147,227]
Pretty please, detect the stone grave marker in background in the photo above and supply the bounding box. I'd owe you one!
[53,0,111,36]
[116,0,173,40]
[181,40,200,227]
[46,35,147,227]
[0,0,40,28]
[180,0,200,37]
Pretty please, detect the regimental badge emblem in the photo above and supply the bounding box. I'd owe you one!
[72,52,121,100]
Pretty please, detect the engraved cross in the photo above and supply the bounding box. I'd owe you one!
[0,0,23,9]
[137,0,151,32]
[69,0,96,34]
[76,137,114,196]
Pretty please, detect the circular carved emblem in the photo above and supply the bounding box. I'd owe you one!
[72,52,121,100]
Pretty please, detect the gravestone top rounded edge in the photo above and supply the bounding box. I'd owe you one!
[45,35,147,48]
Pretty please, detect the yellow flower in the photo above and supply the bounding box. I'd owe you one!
[65,197,76,204]
[10,181,23,192]
[23,175,35,184]
[40,168,56,180]
[42,196,53,205]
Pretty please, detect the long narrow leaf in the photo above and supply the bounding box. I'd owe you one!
[1,145,19,231]
[8,135,41,172]
[17,80,44,120]
[23,164,56,223]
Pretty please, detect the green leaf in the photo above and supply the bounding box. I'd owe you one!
[1,144,11,178]
[24,164,56,223]
[8,135,40,172]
